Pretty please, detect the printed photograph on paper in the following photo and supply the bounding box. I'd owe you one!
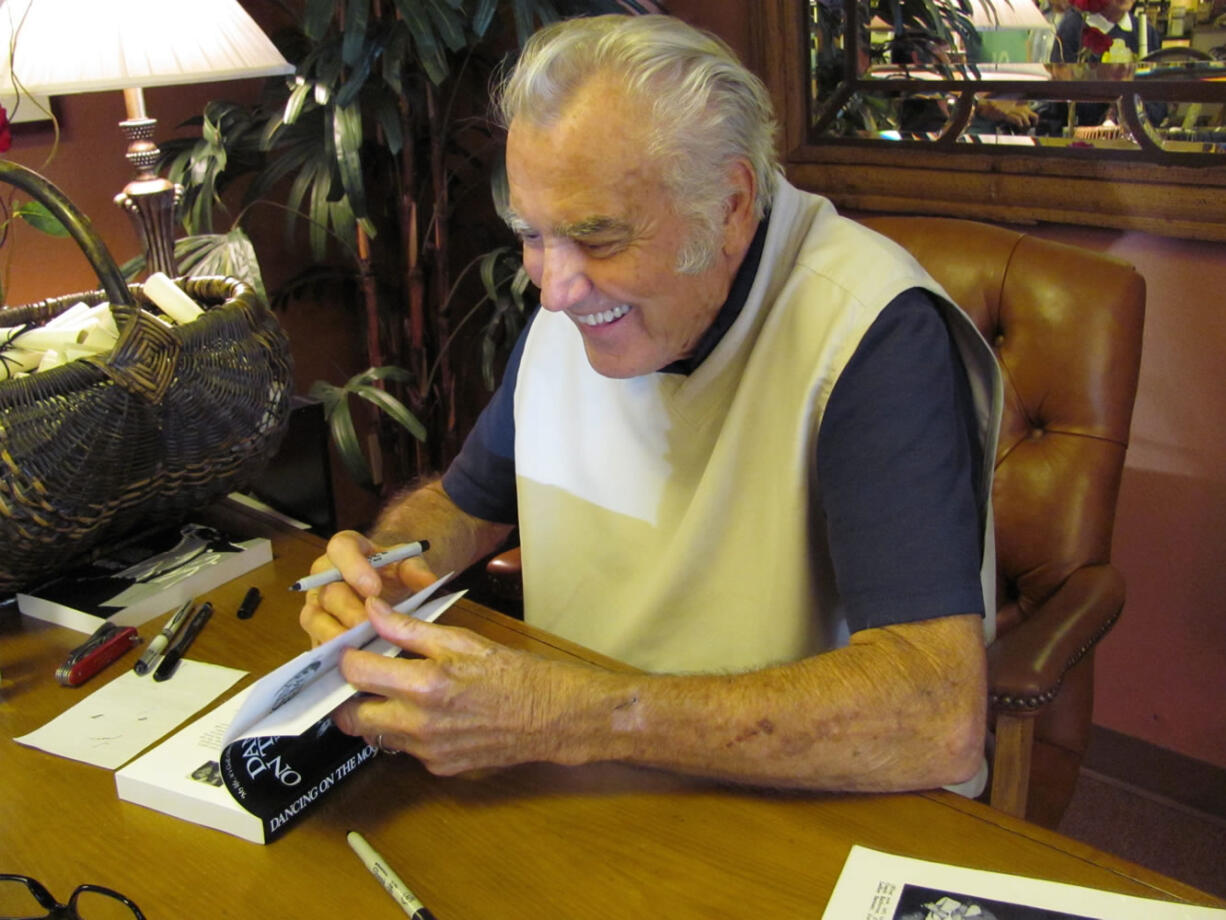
[894,885,1097,920]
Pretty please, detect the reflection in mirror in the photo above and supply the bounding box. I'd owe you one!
[808,0,1226,160]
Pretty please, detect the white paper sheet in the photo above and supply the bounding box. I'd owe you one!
[822,845,1226,919]
[15,660,246,770]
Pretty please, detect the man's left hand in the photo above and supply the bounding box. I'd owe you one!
[333,597,604,775]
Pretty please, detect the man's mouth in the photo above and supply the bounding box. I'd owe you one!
[573,304,631,327]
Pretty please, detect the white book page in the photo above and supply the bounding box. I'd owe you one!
[821,845,1226,919]
[222,580,460,746]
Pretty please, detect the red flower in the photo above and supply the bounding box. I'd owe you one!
[1081,26,1114,55]
[1071,0,1110,12]
[0,106,11,154]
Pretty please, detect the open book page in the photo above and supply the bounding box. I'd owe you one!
[222,578,458,745]
[822,846,1225,919]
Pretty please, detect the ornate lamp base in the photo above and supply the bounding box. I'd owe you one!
[114,100,182,278]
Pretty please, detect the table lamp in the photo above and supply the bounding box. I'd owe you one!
[0,0,293,276]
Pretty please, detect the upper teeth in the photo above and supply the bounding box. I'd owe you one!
[575,305,630,327]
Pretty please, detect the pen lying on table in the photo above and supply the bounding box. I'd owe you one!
[152,602,213,682]
[347,831,437,920]
[133,599,195,675]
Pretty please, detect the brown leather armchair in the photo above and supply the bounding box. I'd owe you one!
[486,216,1146,829]
[862,217,1144,827]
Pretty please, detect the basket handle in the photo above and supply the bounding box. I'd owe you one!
[0,160,133,307]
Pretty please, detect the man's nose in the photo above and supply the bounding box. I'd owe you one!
[537,243,593,313]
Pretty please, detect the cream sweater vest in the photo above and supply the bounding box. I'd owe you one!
[513,178,1001,673]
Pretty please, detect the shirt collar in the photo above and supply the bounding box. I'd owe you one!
[659,215,769,376]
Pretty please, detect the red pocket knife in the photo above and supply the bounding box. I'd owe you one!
[56,623,142,687]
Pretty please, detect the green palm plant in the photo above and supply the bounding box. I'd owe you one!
[152,0,662,493]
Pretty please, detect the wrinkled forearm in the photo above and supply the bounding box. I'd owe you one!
[542,614,986,792]
[370,478,513,580]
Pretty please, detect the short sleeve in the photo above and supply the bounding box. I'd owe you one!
[440,313,535,524]
[815,289,986,634]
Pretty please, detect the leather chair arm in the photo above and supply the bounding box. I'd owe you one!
[486,546,523,577]
[988,564,1125,712]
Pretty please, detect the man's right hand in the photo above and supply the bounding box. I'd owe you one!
[298,529,439,646]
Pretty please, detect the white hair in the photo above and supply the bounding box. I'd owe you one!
[495,15,779,273]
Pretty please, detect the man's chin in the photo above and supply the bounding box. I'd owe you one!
[582,343,658,380]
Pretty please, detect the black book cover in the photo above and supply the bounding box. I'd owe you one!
[219,719,377,842]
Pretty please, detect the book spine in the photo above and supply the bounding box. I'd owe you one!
[220,718,377,842]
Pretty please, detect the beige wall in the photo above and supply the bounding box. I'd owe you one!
[5,88,154,303]
[1027,224,1226,770]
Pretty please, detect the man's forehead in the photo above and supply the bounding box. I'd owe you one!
[505,74,653,171]
[505,123,658,237]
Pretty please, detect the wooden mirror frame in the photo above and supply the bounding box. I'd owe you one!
[749,0,1226,240]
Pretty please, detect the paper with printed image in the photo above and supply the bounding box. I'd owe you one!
[822,845,1225,919]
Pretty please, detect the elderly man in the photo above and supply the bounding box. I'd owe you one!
[300,14,1002,795]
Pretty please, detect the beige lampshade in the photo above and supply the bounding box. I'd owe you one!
[0,0,293,96]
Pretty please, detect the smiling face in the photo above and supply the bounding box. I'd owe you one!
[504,74,756,379]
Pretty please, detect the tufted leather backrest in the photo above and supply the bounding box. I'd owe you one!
[861,217,1146,638]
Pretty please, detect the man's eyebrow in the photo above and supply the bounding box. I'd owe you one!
[502,209,632,240]
[503,210,533,236]
[556,216,633,239]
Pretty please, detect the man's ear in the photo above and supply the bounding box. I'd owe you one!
[721,158,758,257]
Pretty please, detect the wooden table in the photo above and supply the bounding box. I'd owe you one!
[2,503,1222,918]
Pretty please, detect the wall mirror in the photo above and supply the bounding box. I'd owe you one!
[753,0,1226,239]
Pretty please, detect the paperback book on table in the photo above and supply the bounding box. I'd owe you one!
[16,522,272,634]
[115,582,462,844]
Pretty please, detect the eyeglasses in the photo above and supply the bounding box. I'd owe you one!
[0,875,145,920]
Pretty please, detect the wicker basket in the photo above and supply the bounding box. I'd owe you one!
[0,161,293,593]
